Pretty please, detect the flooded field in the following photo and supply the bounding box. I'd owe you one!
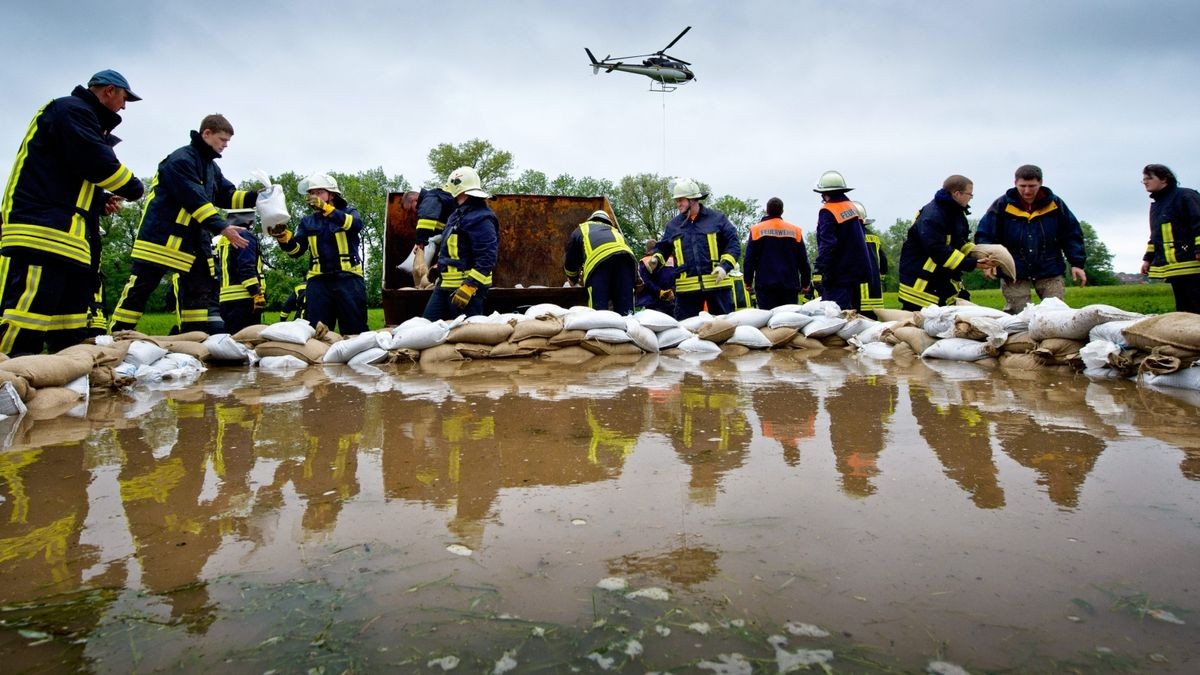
[1,351,1197,673]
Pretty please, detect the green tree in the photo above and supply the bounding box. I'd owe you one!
[709,195,760,257]
[610,173,675,246]
[426,138,514,188]
[1079,220,1116,285]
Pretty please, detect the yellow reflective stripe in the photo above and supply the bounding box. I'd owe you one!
[179,309,208,322]
[192,203,218,223]
[447,233,459,259]
[944,249,965,269]
[241,278,259,289]
[1161,223,1176,264]
[1004,201,1058,220]
[0,224,91,265]
[1149,261,1200,278]
[706,232,718,263]
[96,164,133,191]
[1,103,47,221]
[959,241,975,256]
[231,191,248,210]
[899,283,938,306]
[674,239,684,266]
[440,267,466,287]
[675,275,702,292]
[220,286,253,301]
[581,240,629,281]
[922,258,937,273]
[174,207,192,225]
[416,218,443,233]
[335,231,351,271]
[1145,243,1156,254]
[719,253,737,268]
[131,239,194,271]
[467,269,492,285]
[341,213,353,231]
[46,312,88,330]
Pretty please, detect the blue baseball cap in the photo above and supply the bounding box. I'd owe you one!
[87,69,141,101]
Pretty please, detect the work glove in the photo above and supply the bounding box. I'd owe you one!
[450,283,477,309]
[306,194,335,216]
[252,293,266,312]
[714,266,728,283]
[659,289,675,302]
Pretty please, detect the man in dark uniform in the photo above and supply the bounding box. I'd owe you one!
[216,209,265,333]
[743,197,811,310]
[422,166,499,320]
[0,69,145,354]
[899,175,995,310]
[564,209,636,314]
[651,177,740,320]
[813,170,878,312]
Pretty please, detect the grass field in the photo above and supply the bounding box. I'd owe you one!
[127,284,1175,335]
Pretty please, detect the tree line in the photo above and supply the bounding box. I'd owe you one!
[97,138,1117,311]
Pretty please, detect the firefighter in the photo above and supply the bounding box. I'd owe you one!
[742,197,811,310]
[0,69,145,355]
[898,175,995,310]
[279,282,307,322]
[651,178,740,320]
[422,166,499,320]
[853,201,887,315]
[266,173,367,334]
[216,209,265,333]
[635,238,677,313]
[564,209,636,314]
[1140,163,1200,314]
[410,187,457,247]
[813,171,879,312]
[110,114,257,334]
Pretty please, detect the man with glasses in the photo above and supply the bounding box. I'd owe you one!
[898,175,995,310]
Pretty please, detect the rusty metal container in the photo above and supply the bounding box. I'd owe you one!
[383,193,615,325]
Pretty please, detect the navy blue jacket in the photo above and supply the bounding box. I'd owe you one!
[899,189,978,307]
[653,205,740,294]
[743,215,811,291]
[1144,185,1200,279]
[282,201,365,278]
[1,86,144,268]
[815,199,875,287]
[415,187,456,245]
[436,197,499,290]
[217,232,263,301]
[975,186,1085,280]
[133,131,257,272]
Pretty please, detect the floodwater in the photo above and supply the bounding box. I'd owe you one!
[1,351,1197,673]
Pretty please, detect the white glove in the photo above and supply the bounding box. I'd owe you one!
[714,266,728,283]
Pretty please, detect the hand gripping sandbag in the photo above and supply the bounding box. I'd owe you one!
[251,170,289,229]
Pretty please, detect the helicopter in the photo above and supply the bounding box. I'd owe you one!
[585,26,695,92]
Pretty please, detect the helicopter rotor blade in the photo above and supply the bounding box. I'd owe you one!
[608,52,653,61]
[659,25,691,53]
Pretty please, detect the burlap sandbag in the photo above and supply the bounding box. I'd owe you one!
[254,339,329,364]
[0,370,31,401]
[419,343,467,364]
[1002,331,1037,354]
[163,341,210,361]
[969,244,1018,281]
[720,343,751,358]
[58,342,131,367]
[696,319,736,344]
[548,329,586,347]
[1108,348,1145,378]
[999,352,1044,371]
[111,329,157,343]
[510,317,564,341]
[760,326,799,348]
[874,308,915,323]
[890,326,937,355]
[454,343,494,360]
[580,339,643,356]
[821,335,848,349]
[448,322,514,346]
[517,336,554,352]
[232,324,269,345]
[0,352,94,388]
[1034,337,1085,364]
[24,386,84,420]
[489,341,541,358]
[164,331,209,343]
[317,328,344,346]
[90,365,136,390]
[892,342,917,359]
[1140,351,1182,376]
[388,348,421,364]
[1122,312,1200,352]
[789,335,826,350]
[540,345,595,364]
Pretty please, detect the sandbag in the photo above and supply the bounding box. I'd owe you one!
[625,317,660,353]
[163,331,209,343]
[789,335,827,350]
[539,345,594,363]
[655,326,692,350]
[89,366,135,390]
[510,317,564,341]
[0,381,26,417]
[524,303,571,319]
[564,309,626,331]
[419,343,467,365]
[1122,312,1200,352]
[585,327,633,344]
[1089,319,1138,347]
[724,308,772,328]
[24,386,84,420]
[257,355,309,370]
[726,325,772,349]
[1028,303,1142,341]
[889,326,937,355]
[515,336,554,352]
[162,341,210,361]
[675,336,723,354]
[836,315,877,341]
[801,316,846,338]
[548,329,587,347]
[347,347,389,367]
[580,339,643,356]
[720,343,751,357]
[969,243,1017,281]
[1001,331,1037,354]
[448,321,514,345]
[1139,350,1183,376]
[1033,337,1085,365]
[392,320,450,350]
[800,299,842,317]
[999,352,1044,371]
[232,324,269,344]
[874,308,915,323]
[1143,366,1200,391]
[255,339,329,364]
[324,332,383,364]
[760,326,799,348]
[453,343,493,359]
[821,335,848,349]
[633,309,678,332]
[767,311,814,330]
[260,319,317,345]
[204,334,255,362]
[489,341,542,358]
[679,313,715,332]
[0,352,94,388]
[125,340,169,367]
[254,181,290,229]
[860,342,894,359]
[921,337,996,361]
[0,370,31,401]
[892,342,916,359]
[58,343,129,366]
[696,319,736,344]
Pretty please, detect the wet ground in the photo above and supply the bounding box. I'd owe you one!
[0,351,1197,673]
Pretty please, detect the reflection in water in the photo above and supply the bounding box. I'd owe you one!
[828,375,897,498]
[752,384,817,468]
[909,381,1005,509]
[667,372,750,504]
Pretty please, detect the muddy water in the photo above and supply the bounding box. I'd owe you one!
[0,352,1197,673]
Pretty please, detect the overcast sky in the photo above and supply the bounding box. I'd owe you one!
[5,0,1198,273]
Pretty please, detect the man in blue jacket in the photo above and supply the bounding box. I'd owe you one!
[216,209,265,333]
[422,166,499,320]
[975,164,1086,312]
[0,69,145,354]
[899,175,996,309]
[813,171,878,312]
[743,197,811,310]
[651,178,740,319]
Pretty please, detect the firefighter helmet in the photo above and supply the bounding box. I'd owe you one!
[813,170,853,193]
[444,166,491,199]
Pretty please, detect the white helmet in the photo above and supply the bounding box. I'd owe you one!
[671,177,708,200]
[298,172,341,195]
[588,209,613,224]
[852,201,874,225]
[813,170,853,193]
[444,166,491,199]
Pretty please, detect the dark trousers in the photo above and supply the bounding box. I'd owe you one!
[755,286,800,310]
[220,299,262,335]
[0,254,91,355]
[423,283,489,321]
[112,259,222,334]
[587,256,635,315]
[823,284,862,312]
[1170,275,1200,314]
[307,273,368,334]
[674,287,733,320]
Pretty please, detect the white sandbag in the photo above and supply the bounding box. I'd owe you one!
[859,342,895,359]
[258,355,310,370]
[836,316,877,341]
[955,315,1009,349]
[800,299,842,317]
[851,320,896,346]
[525,303,571,319]
[253,183,290,229]
[391,320,450,350]
[394,316,432,332]
[679,312,715,332]
[1143,366,1200,391]
[397,234,440,276]
[1028,303,1143,341]
[260,319,316,345]
[1089,319,1138,348]
[675,336,723,353]
[625,316,660,353]
[633,309,678,332]
[323,332,382,364]
[585,327,633,344]
[723,308,772,328]
[921,337,994,361]
[769,303,806,315]
[135,353,206,381]
[801,316,847,338]
[348,347,389,366]
[922,304,1006,338]
[565,309,627,331]
[0,381,27,417]
[125,340,168,367]
[65,374,90,403]
[203,333,254,362]
[767,311,815,330]
[656,326,693,350]
[1080,339,1121,372]
[726,325,773,349]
